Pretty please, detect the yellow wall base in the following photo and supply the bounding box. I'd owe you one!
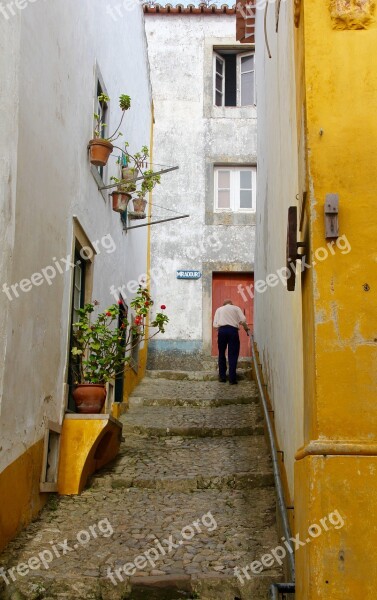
[57,415,123,495]
[0,440,46,553]
[295,455,377,599]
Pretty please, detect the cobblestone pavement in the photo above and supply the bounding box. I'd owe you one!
[0,368,282,600]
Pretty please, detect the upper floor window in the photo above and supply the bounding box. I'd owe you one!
[214,166,256,212]
[213,50,255,107]
[94,78,109,180]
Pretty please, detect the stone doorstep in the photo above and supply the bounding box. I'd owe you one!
[128,396,259,408]
[122,425,265,438]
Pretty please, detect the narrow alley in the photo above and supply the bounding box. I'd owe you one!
[0,365,282,600]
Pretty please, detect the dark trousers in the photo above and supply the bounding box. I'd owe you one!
[218,326,240,383]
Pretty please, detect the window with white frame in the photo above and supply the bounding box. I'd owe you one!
[214,167,256,212]
[213,50,255,107]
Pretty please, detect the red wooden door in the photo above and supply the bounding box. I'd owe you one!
[212,272,254,357]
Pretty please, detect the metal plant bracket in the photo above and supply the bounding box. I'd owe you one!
[324,193,339,239]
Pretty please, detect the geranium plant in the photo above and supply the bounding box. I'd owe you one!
[88,93,131,167]
[110,175,136,195]
[119,143,161,198]
[71,287,168,384]
[93,93,131,143]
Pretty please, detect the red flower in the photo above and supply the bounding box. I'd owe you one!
[145,301,150,306]
[118,299,123,305]
[160,304,166,310]
[106,311,112,317]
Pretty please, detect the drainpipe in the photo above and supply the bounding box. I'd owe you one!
[250,335,296,596]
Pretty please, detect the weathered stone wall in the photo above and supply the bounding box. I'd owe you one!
[145,14,257,369]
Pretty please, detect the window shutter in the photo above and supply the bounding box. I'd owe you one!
[213,53,225,107]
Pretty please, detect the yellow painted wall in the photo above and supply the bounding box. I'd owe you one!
[301,0,377,445]
[0,440,46,553]
[295,0,377,597]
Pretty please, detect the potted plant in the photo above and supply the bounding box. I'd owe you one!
[130,169,161,219]
[71,288,168,413]
[109,176,133,213]
[121,144,150,179]
[88,93,131,167]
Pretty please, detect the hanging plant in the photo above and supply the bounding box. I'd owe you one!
[88,94,131,167]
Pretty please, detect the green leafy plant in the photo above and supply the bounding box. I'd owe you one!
[110,176,136,194]
[119,143,161,199]
[71,288,168,384]
[93,93,131,142]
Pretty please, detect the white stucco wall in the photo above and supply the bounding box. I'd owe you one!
[254,2,304,495]
[145,14,257,366]
[0,0,152,472]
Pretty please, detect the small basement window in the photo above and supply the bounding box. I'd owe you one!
[213,50,255,107]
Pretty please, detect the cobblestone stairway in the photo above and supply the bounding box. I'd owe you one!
[0,366,282,600]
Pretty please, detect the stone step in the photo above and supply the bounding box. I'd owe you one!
[121,405,264,438]
[129,379,258,403]
[129,395,258,408]
[1,570,282,600]
[201,358,252,370]
[0,488,282,600]
[145,369,253,382]
[90,435,274,492]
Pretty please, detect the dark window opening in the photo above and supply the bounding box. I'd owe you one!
[95,79,109,180]
[114,299,128,403]
[223,54,237,107]
[67,248,87,412]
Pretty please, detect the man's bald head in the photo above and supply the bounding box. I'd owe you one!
[223,299,233,306]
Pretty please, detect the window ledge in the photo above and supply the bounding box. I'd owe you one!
[207,105,257,120]
[90,165,108,202]
[206,211,256,226]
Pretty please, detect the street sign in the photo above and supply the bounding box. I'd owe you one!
[176,270,202,280]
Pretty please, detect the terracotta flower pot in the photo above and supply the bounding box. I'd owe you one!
[111,191,132,213]
[72,384,107,414]
[88,139,114,167]
[132,197,147,213]
[122,166,138,182]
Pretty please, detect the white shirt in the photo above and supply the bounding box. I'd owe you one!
[213,304,246,329]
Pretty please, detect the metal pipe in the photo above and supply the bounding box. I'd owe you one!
[250,334,295,582]
[125,214,190,230]
[99,166,179,191]
[270,583,296,599]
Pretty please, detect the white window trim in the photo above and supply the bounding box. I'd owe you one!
[237,51,255,107]
[213,50,255,107]
[213,52,225,107]
[214,166,256,213]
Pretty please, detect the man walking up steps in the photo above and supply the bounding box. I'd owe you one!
[213,299,250,385]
